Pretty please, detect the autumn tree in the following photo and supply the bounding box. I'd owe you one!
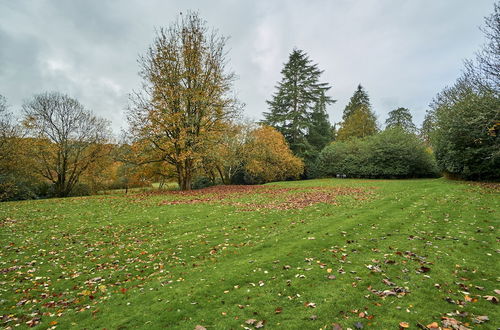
[342,84,371,121]
[337,104,378,141]
[263,49,334,157]
[200,121,252,184]
[337,85,378,141]
[385,107,417,133]
[128,12,238,190]
[22,92,111,197]
[243,126,304,183]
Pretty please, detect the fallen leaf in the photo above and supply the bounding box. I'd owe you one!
[426,322,439,328]
[473,315,489,324]
[483,295,498,303]
[255,320,265,328]
[275,307,282,314]
[399,321,410,328]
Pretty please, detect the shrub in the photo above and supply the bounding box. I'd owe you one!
[431,91,499,181]
[192,177,217,190]
[318,128,438,179]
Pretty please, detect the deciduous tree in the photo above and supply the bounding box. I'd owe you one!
[128,12,238,190]
[22,92,111,197]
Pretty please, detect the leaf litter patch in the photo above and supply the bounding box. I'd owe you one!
[156,185,375,210]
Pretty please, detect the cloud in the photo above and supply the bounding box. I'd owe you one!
[0,0,494,133]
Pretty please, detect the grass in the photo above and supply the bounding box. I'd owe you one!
[0,178,498,329]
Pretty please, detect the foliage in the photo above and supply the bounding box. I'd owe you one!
[242,126,304,184]
[431,89,499,180]
[22,92,111,197]
[337,104,378,141]
[385,107,417,133]
[426,4,500,180]
[128,12,238,190]
[319,128,437,178]
[263,49,334,158]
[341,84,371,121]
[199,121,251,185]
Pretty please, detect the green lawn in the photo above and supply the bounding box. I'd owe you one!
[0,179,498,329]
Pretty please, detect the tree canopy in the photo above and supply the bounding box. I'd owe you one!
[127,11,239,190]
[263,49,334,157]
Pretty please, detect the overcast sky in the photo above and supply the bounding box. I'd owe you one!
[0,0,495,133]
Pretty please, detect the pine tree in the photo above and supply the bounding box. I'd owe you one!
[306,92,334,152]
[385,107,417,133]
[337,104,378,141]
[342,84,371,121]
[263,49,334,157]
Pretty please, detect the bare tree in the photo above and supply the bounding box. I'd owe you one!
[0,95,21,176]
[128,11,239,190]
[23,92,111,197]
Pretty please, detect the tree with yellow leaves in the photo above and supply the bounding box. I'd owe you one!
[128,12,239,190]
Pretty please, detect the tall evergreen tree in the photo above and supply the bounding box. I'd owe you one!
[263,49,334,157]
[342,84,371,121]
[306,91,335,152]
[337,104,378,141]
[385,107,417,133]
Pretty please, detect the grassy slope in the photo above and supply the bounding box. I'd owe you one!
[0,179,498,329]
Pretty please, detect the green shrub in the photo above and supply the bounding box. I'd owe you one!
[318,128,438,179]
[431,91,499,181]
[192,177,216,190]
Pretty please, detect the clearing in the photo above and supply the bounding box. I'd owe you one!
[0,179,498,329]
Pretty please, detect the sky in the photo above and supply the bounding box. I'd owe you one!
[0,0,496,133]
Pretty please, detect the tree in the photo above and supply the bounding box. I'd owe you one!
[0,95,16,174]
[306,92,335,151]
[427,3,500,180]
[337,104,378,141]
[431,88,499,180]
[128,12,238,190]
[263,49,334,157]
[243,126,304,183]
[342,84,371,121]
[22,92,111,197]
[385,107,417,133]
[200,121,252,185]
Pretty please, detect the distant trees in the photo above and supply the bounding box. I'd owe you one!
[337,85,378,141]
[22,92,111,197]
[385,107,417,133]
[128,12,238,190]
[424,3,500,180]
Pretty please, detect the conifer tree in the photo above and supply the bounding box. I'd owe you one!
[263,49,334,157]
[306,92,334,152]
[337,104,378,141]
[385,107,417,133]
[342,84,371,121]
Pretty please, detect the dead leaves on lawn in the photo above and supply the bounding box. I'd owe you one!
[157,185,374,210]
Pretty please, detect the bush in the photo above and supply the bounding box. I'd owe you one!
[68,183,92,197]
[431,91,499,181]
[192,177,217,190]
[318,128,438,179]
[0,174,43,201]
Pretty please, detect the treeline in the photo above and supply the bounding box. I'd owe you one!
[1,6,498,200]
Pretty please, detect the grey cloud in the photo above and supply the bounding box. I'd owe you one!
[0,0,495,133]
